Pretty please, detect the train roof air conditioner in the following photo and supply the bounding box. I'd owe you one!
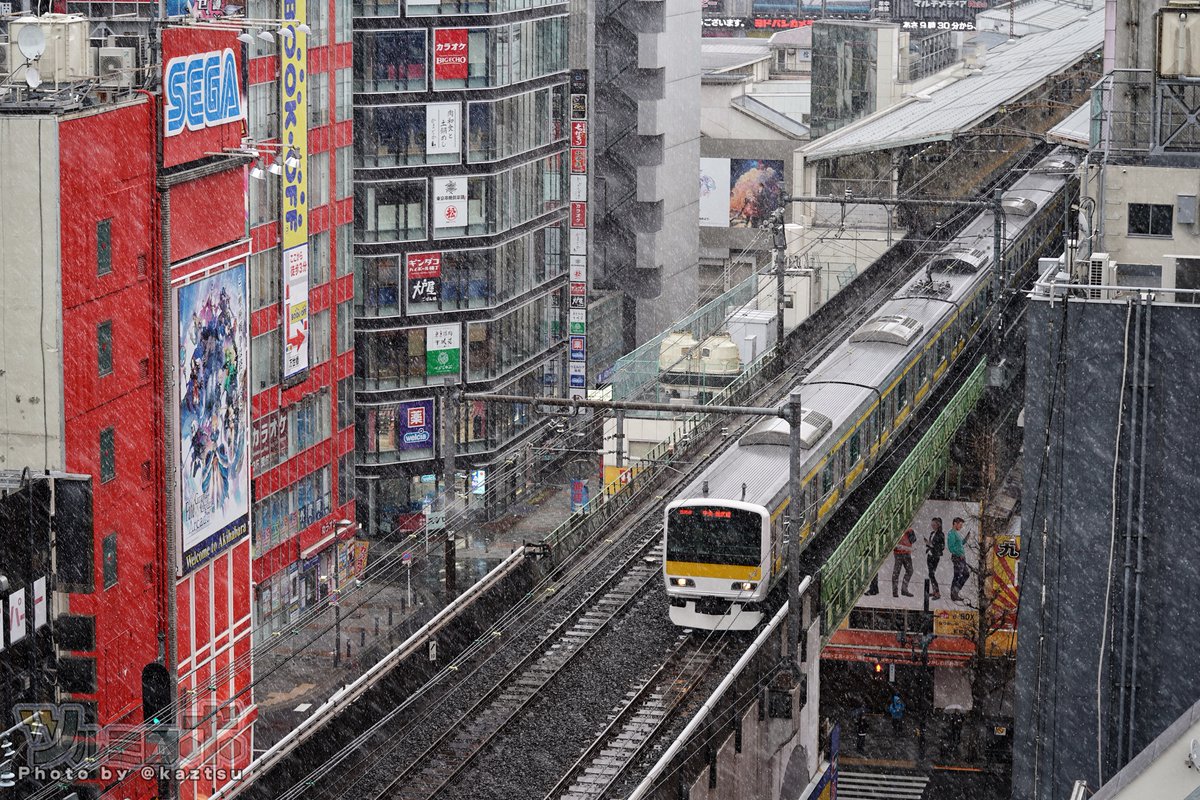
[850,314,924,346]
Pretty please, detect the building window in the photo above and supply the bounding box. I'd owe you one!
[336,0,352,42]
[97,321,114,377]
[249,0,274,56]
[310,151,330,208]
[102,532,118,588]
[355,30,427,93]
[338,376,354,429]
[249,169,279,228]
[355,256,401,316]
[337,299,354,354]
[309,70,330,128]
[251,248,282,311]
[335,68,352,123]
[100,427,116,483]
[338,452,355,506]
[310,231,331,285]
[311,308,331,365]
[97,219,112,276]
[337,222,354,276]
[308,0,329,46]
[253,328,282,392]
[287,390,331,457]
[336,145,353,200]
[250,82,277,142]
[356,181,427,243]
[1128,203,1173,237]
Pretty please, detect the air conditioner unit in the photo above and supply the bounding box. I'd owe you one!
[1087,252,1111,298]
[97,46,134,87]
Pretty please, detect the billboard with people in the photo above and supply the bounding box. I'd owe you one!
[858,499,983,622]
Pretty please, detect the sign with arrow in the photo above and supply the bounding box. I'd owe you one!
[283,244,310,379]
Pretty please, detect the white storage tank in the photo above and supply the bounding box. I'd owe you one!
[659,331,699,371]
[693,333,742,376]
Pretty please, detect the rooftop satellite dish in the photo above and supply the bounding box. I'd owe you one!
[17,25,47,61]
[25,66,42,90]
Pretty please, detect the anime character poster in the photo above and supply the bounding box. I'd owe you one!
[177,264,250,574]
[729,159,785,228]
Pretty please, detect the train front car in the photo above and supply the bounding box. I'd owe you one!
[663,500,771,631]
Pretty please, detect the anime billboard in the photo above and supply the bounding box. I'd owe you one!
[177,264,250,574]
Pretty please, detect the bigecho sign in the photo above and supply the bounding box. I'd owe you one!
[434,29,469,81]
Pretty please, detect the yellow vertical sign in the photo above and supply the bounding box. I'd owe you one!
[281,0,309,380]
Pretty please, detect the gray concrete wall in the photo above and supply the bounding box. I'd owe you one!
[0,114,64,473]
[1013,295,1200,799]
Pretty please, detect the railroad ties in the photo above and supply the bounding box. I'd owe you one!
[384,547,665,800]
[551,635,726,800]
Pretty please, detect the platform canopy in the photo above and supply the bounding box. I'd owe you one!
[799,6,1104,162]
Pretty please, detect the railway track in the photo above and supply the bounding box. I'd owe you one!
[372,541,666,800]
[546,635,727,800]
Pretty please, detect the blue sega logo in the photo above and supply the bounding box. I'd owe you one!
[164,48,243,137]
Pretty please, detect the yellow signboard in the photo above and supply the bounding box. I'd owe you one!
[281,0,309,379]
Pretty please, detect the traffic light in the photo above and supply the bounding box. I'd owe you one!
[142,663,173,726]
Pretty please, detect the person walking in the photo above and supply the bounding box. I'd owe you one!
[925,517,945,600]
[949,516,971,601]
[853,703,869,752]
[888,692,905,735]
[892,528,916,597]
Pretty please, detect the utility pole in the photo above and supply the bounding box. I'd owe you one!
[771,208,788,353]
[785,388,805,672]
[440,384,458,598]
[614,409,625,470]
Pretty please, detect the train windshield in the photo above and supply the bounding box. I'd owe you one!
[667,506,762,566]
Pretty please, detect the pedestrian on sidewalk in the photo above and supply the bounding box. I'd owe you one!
[949,517,970,601]
[853,703,868,753]
[888,692,905,735]
[892,528,916,597]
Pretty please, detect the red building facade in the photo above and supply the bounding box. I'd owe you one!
[243,0,357,641]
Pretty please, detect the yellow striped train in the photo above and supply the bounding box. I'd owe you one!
[663,149,1077,630]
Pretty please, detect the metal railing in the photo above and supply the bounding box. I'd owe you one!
[818,358,988,644]
[609,271,765,405]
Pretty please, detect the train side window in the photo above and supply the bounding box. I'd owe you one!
[898,375,909,408]
[935,336,944,364]
[849,430,861,464]
[821,464,833,496]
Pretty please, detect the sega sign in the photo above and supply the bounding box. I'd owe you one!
[161,29,245,167]
[164,48,243,137]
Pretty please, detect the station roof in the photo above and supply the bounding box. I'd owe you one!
[976,0,1098,35]
[799,5,1104,161]
[701,40,773,75]
[1046,100,1091,149]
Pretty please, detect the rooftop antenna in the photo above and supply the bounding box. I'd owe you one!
[17,25,46,62]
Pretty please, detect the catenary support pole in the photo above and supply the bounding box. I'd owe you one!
[787,389,805,670]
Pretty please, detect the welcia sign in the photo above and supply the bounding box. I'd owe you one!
[163,49,244,137]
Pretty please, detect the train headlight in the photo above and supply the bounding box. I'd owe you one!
[731,581,758,592]
[673,577,695,588]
